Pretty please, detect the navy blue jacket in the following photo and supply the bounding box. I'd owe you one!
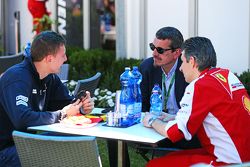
[139,57,188,112]
[0,56,73,151]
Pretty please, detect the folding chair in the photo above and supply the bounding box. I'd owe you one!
[0,53,24,74]
[13,130,102,167]
[135,144,181,161]
[135,136,200,161]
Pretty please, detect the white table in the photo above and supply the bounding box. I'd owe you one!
[28,108,165,167]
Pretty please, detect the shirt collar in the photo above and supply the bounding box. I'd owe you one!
[161,60,178,79]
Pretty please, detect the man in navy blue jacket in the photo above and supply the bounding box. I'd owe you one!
[0,31,94,167]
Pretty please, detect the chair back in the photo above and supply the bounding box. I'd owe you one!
[0,53,24,74]
[57,63,69,80]
[13,131,102,167]
[74,72,101,97]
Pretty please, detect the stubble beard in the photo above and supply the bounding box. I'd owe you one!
[153,57,161,67]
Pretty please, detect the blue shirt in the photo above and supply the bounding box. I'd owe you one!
[161,60,179,115]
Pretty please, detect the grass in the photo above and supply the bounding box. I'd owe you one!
[97,139,148,167]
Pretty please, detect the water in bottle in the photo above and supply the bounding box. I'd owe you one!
[152,83,162,97]
[150,84,162,117]
[120,67,134,126]
[131,66,142,123]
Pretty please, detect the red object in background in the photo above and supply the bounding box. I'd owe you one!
[28,0,50,34]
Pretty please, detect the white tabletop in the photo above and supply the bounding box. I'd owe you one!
[28,108,165,144]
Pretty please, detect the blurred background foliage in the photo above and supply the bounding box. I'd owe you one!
[66,46,141,92]
[66,46,250,95]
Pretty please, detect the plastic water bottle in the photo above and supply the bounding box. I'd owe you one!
[150,84,162,117]
[24,43,31,57]
[131,66,142,123]
[105,13,111,31]
[152,83,162,97]
[120,67,134,125]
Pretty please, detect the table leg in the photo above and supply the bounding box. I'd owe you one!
[118,140,125,167]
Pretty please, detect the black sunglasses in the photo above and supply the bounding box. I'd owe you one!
[149,43,175,54]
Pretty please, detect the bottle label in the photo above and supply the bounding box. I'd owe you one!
[120,104,127,118]
[127,104,134,115]
[134,102,142,113]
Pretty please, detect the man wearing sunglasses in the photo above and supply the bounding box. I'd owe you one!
[137,26,200,155]
[140,27,187,115]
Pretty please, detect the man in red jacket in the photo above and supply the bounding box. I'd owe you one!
[143,37,250,166]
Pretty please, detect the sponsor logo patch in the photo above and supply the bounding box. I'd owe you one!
[242,95,250,115]
[32,89,37,94]
[16,95,28,107]
[231,83,243,89]
[181,103,189,107]
[215,73,227,82]
[16,95,28,102]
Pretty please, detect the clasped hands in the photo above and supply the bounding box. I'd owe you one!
[143,112,176,128]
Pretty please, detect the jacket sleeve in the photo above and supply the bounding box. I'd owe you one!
[1,80,61,130]
[165,81,209,142]
[46,75,73,110]
[139,58,162,112]
[139,60,151,112]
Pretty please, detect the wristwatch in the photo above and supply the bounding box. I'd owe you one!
[148,117,157,127]
[60,109,67,121]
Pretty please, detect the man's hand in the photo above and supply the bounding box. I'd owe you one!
[80,91,94,114]
[159,112,176,122]
[143,112,155,128]
[143,112,170,137]
[62,99,83,116]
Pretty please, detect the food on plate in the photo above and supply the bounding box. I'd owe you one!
[85,114,107,122]
[61,115,92,125]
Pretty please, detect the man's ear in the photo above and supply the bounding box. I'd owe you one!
[173,48,182,59]
[189,56,197,68]
[44,55,53,63]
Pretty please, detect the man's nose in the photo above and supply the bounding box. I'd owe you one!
[179,66,183,72]
[64,55,68,62]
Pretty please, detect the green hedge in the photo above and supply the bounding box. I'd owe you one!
[66,46,250,95]
[66,47,141,91]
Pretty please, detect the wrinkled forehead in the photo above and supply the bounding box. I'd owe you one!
[153,38,172,47]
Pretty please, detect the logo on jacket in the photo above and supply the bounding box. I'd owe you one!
[215,73,227,82]
[242,95,250,115]
[16,95,28,107]
[32,89,37,94]
[232,83,243,89]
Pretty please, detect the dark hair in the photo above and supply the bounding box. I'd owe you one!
[155,27,184,49]
[181,37,217,71]
[31,31,66,62]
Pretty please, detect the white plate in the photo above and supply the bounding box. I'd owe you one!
[60,122,98,129]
